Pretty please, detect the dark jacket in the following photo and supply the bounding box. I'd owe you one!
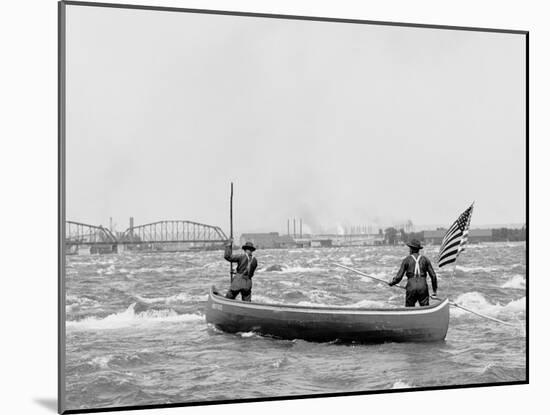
[224,245,258,278]
[390,254,438,293]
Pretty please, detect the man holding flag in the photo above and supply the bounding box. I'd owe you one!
[388,203,474,306]
[338,203,511,325]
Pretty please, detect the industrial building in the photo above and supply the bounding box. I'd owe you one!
[238,233,334,249]
[311,239,333,248]
[239,233,297,249]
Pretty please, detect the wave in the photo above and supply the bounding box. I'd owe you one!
[131,266,180,274]
[480,363,526,381]
[91,355,113,369]
[501,275,526,289]
[271,265,326,274]
[238,331,258,338]
[288,289,347,307]
[341,299,391,308]
[276,280,300,288]
[456,265,503,273]
[66,303,203,330]
[339,257,354,265]
[97,264,116,275]
[360,272,389,284]
[295,301,337,307]
[252,294,283,304]
[67,295,99,306]
[134,292,205,304]
[89,350,157,370]
[378,255,400,262]
[450,292,525,319]
[254,292,390,309]
[464,244,490,249]
[455,264,525,274]
[392,380,413,389]
[253,293,339,308]
[66,295,100,312]
[291,298,389,309]
[271,357,289,368]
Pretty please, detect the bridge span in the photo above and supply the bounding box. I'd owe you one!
[120,220,227,244]
[65,219,228,254]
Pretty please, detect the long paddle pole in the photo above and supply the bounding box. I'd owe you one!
[229,182,234,283]
[333,263,406,290]
[332,262,515,326]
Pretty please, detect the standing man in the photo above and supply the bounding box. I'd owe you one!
[224,240,258,302]
[389,239,438,307]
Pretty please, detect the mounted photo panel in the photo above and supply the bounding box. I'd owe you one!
[59,1,528,413]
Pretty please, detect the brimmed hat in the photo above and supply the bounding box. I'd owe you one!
[241,242,256,252]
[406,239,423,250]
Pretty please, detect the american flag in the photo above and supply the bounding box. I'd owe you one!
[438,204,474,268]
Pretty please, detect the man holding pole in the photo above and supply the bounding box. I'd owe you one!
[389,239,438,307]
[224,240,258,302]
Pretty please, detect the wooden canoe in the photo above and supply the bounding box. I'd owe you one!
[205,286,449,343]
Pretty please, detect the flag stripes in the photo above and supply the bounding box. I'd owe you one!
[440,226,460,248]
[438,204,474,268]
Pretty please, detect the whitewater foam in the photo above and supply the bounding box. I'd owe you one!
[360,272,389,284]
[392,380,413,389]
[66,303,203,330]
[271,358,287,368]
[91,355,113,369]
[252,294,283,305]
[276,280,300,287]
[340,257,353,265]
[66,295,100,312]
[450,292,526,318]
[456,265,504,273]
[96,264,116,275]
[134,292,200,304]
[501,275,526,289]
[342,299,391,308]
[275,265,326,274]
[295,301,335,307]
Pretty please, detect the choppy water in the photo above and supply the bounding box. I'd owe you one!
[64,243,526,411]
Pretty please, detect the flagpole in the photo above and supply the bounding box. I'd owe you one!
[450,261,458,280]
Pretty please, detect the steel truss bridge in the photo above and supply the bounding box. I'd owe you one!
[66,221,118,246]
[65,220,228,247]
[120,220,227,244]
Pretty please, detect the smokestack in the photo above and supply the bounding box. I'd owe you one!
[109,217,113,231]
[287,219,290,236]
[129,217,134,236]
[300,219,302,238]
[293,218,296,238]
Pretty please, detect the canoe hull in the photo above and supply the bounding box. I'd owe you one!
[206,287,449,343]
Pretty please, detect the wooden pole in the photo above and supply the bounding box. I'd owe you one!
[450,263,458,279]
[230,182,234,283]
[333,263,406,289]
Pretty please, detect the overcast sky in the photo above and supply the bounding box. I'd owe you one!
[65,5,526,235]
